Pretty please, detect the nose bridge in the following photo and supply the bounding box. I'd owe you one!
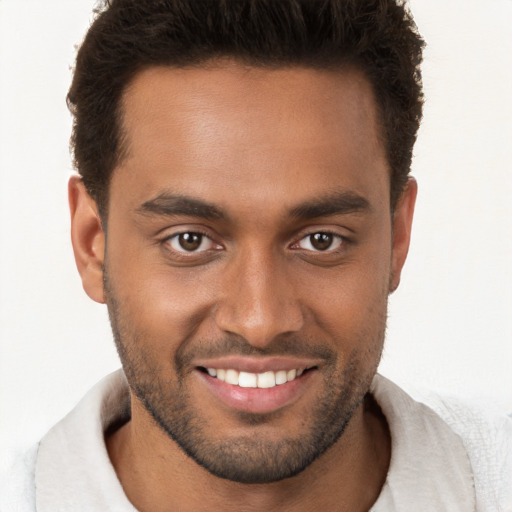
[215,244,304,347]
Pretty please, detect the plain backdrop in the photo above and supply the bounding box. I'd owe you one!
[1,0,511,467]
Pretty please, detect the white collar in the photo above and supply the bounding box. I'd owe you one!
[36,371,135,511]
[370,375,475,511]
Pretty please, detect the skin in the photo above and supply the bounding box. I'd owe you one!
[69,62,416,511]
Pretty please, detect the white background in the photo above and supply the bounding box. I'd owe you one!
[1,0,511,466]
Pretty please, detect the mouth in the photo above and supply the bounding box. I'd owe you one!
[194,359,319,414]
[199,366,310,389]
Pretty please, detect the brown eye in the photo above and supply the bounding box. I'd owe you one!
[179,233,202,251]
[310,233,333,251]
[297,232,343,252]
[168,232,212,253]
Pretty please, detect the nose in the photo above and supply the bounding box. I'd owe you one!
[214,248,304,348]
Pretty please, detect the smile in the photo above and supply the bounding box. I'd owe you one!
[204,368,305,389]
[194,357,320,413]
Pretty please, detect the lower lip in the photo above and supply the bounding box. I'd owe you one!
[196,370,314,414]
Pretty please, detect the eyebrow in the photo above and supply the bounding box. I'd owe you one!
[136,189,371,222]
[137,194,225,220]
[289,191,371,220]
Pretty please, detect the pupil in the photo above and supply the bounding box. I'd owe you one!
[179,233,202,251]
[311,233,332,251]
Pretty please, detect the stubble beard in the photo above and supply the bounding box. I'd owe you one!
[104,273,386,484]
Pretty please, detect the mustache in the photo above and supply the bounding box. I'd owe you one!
[175,333,337,370]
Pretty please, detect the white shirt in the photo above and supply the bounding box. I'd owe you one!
[2,370,511,511]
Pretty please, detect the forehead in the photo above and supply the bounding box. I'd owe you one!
[112,62,389,216]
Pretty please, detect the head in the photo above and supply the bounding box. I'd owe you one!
[68,0,423,485]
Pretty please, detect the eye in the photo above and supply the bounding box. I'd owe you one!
[166,232,216,253]
[297,232,343,252]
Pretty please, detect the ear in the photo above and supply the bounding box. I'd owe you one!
[389,177,417,293]
[69,175,106,304]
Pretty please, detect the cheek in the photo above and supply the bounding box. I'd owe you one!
[109,254,218,348]
[297,251,391,347]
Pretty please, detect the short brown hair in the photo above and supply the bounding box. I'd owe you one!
[68,0,425,218]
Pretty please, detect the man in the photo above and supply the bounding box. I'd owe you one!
[1,0,510,510]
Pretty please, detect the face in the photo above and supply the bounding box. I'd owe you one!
[72,62,415,484]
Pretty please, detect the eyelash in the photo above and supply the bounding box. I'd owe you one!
[292,231,346,253]
[161,229,347,258]
[162,230,221,255]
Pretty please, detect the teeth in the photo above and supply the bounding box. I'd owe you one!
[275,370,287,385]
[257,371,276,388]
[238,371,257,388]
[225,369,239,385]
[206,367,306,388]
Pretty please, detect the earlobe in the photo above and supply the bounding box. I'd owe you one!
[68,175,106,304]
[389,177,417,293]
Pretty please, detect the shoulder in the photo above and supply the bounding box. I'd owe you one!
[0,443,39,512]
[0,370,130,512]
[373,374,512,511]
[424,393,512,510]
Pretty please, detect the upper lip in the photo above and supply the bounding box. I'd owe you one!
[194,356,322,373]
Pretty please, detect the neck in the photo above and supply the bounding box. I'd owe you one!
[106,394,390,512]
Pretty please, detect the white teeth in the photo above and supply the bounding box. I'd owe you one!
[225,369,239,385]
[238,371,257,388]
[257,371,276,388]
[287,369,297,381]
[275,370,288,385]
[206,367,307,388]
